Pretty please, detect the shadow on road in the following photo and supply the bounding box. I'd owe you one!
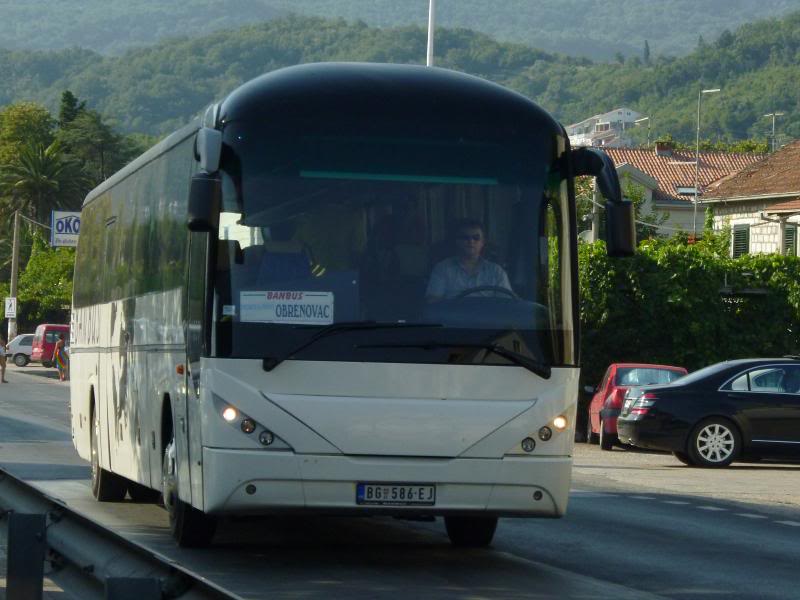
[8,367,61,381]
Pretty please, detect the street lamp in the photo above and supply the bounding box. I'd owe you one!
[763,112,785,152]
[634,116,651,148]
[694,88,720,235]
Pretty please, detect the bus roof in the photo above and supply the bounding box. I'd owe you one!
[218,62,563,141]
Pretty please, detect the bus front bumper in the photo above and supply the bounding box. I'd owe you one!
[201,448,571,518]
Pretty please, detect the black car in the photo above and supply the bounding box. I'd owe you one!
[617,357,800,467]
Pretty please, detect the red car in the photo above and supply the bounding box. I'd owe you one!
[31,323,70,367]
[587,363,687,450]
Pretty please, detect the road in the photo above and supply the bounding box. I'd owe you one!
[1,364,800,599]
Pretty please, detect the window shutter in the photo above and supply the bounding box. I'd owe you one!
[732,224,749,258]
[784,225,797,256]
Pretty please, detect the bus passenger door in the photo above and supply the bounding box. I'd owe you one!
[183,231,210,508]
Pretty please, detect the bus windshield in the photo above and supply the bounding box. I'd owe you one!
[212,122,573,368]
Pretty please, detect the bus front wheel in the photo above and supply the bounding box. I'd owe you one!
[162,437,216,547]
[91,406,127,501]
[444,516,498,547]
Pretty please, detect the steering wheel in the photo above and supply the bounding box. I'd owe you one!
[454,286,519,300]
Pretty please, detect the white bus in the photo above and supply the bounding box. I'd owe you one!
[70,63,634,547]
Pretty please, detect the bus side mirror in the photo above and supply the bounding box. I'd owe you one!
[187,172,221,232]
[194,127,222,173]
[571,147,636,257]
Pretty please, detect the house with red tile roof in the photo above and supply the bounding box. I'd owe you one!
[703,140,800,257]
[603,141,767,236]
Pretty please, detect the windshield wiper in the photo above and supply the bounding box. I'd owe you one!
[357,341,551,379]
[262,321,443,372]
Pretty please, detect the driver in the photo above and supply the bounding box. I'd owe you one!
[425,219,512,302]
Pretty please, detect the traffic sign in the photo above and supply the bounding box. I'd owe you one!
[4,297,17,319]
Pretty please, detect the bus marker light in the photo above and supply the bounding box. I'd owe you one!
[533,491,543,501]
[538,426,553,441]
[241,419,256,434]
[259,430,275,446]
[176,364,185,375]
[553,416,568,430]
[521,437,536,453]
[222,407,238,422]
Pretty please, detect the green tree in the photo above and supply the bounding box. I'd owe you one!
[56,109,131,183]
[58,90,86,128]
[13,234,75,328]
[0,102,55,164]
[0,141,87,222]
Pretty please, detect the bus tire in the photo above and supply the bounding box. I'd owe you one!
[91,404,127,502]
[127,481,161,503]
[445,516,498,547]
[162,437,216,547]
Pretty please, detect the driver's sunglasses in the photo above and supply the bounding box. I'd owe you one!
[458,234,482,242]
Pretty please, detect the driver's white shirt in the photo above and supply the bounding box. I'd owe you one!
[426,257,512,300]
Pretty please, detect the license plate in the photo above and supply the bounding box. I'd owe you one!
[356,483,436,506]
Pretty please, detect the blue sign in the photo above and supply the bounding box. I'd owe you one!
[51,211,81,247]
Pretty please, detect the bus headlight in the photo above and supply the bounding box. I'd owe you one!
[538,426,553,441]
[553,415,568,431]
[213,395,292,450]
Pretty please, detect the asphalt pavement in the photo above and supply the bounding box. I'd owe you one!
[2,364,800,599]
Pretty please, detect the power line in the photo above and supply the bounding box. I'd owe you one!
[584,195,704,233]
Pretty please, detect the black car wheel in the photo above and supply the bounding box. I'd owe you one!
[13,353,28,367]
[688,418,740,468]
[673,451,694,466]
[586,412,598,444]
[599,419,616,451]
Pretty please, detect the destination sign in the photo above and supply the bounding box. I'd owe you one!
[240,291,334,325]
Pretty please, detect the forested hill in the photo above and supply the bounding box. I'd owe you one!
[1,0,797,60]
[2,12,798,143]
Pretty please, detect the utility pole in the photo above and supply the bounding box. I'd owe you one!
[634,116,651,148]
[590,182,600,242]
[8,210,21,341]
[763,112,785,152]
[694,88,720,236]
[426,0,436,67]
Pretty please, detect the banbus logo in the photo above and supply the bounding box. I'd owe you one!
[55,214,81,235]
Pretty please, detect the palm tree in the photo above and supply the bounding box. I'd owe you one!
[0,141,88,223]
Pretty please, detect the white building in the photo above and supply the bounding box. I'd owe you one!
[567,107,645,148]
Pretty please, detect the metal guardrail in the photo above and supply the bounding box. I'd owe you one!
[0,468,242,600]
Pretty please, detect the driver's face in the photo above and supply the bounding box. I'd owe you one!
[456,227,485,261]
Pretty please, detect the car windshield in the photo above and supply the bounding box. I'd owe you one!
[211,122,573,368]
[616,367,685,386]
